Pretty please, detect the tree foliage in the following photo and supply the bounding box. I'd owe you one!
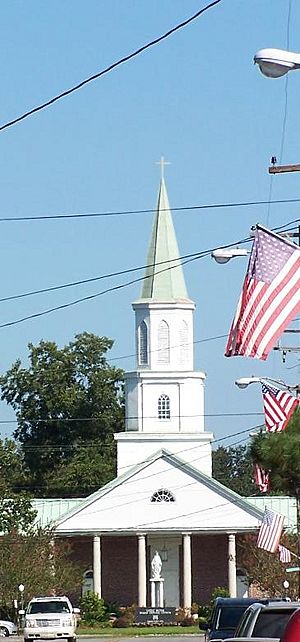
[0,529,82,613]
[238,532,299,599]
[250,410,300,495]
[212,444,256,496]
[0,333,124,496]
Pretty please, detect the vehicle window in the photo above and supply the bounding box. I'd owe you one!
[235,609,254,636]
[216,606,247,630]
[253,610,295,637]
[27,602,71,614]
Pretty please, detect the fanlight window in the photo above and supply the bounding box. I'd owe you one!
[138,321,148,365]
[158,393,170,420]
[179,320,188,365]
[151,489,175,503]
[157,320,170,364]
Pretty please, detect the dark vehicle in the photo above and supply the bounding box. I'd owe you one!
[229,601,300,639]
[203,598,282,641]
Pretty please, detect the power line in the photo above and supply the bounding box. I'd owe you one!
[10,426,258,494]
[0,0,222,133]
[0,216,298,329]
[0,411,263,429]
[1,199,300,223]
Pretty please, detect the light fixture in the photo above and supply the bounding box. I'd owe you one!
[235,376,299,394]
[160,544,168,562]
[254,48,300,78]
[235,377,260,389]
[211,248,249,264]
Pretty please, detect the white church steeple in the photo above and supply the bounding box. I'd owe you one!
[114,174,213,476]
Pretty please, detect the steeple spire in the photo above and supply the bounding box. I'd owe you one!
[139,177,191,301]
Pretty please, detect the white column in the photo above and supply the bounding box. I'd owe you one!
[93,535,101,597]
[228,533,237,597]
[138,534,147,606]
[182,533,192,610]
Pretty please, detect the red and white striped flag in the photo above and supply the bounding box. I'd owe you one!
[254,464,270,493]
[225,225,300,361]
[257,507,284,553]
[262,383,299,432]
[278,544,291,563]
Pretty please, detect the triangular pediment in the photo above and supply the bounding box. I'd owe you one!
[55,450,264,535]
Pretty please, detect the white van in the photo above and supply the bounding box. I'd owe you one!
[24,596,79,642]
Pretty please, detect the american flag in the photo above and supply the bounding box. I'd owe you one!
[254,464,270,493]
[262,383,299,432]
[225,225,300,360]
[257,507,284,553]
[278,544,291,563]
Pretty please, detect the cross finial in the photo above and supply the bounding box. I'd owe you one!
[156,156,170,180]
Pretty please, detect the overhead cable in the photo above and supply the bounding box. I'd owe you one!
[0,0,222,133]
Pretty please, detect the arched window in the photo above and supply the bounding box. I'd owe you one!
[158,393,170,420]
[157,320,170,364]
[151,489,175,502]
[138,321,148,365]
[179,320,188,365]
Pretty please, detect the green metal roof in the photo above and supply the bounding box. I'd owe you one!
[247,496,297,531]
[32,498,83,528]
[138,179,191,302]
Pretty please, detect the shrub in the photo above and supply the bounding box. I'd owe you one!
[80,591,107,625]
[112,616,130,628]
[180,616,195,627]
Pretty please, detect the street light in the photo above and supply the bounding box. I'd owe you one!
[283,580,290,599]
[211,248,249,264]
[235,376,300,394]
[18,584,25,629]
[254,48,300,78]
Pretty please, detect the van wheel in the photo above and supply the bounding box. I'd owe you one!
[68,637,76,642]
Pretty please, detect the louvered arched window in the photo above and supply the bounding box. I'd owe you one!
[157,320,170,364]
[138,320,148,365]
[151,489,175,502]
[179,320,188,365]
[158,393,170,420]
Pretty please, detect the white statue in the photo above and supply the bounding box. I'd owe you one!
[151,550,162,579]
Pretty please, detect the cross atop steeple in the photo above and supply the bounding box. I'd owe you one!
[156,156,170,180]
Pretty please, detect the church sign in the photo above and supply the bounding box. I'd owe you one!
[135,607,176,624]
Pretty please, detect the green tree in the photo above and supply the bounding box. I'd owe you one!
[0,437,36,533]
[212,444,256,496]
[45,440,117,497]
[0,438,26,495]
[0,495,36,534]
[238,532,298,598]
[250,410,300,495]
[0,333,124,496]
[0,529,82,613]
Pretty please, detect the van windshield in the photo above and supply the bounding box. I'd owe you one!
[27,602,71,614]
[216,606,247,630]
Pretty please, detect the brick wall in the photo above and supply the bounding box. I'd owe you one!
[192,534,228,603]
[102,536,138,605]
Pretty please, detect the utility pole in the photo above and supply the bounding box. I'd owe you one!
[269,163,300,174]
[267,163,300,597]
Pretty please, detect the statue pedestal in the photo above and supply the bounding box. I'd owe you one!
[149,578,164,607]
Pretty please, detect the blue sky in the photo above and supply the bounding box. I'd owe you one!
[0,1,299,445]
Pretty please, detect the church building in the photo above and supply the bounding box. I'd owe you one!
[54,175,267,608]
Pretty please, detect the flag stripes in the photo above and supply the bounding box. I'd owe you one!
[262,383,299,432]
[257,507,284,553]
[278,545,291,563]
[225,225,300,361]
[254,464,269,493]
